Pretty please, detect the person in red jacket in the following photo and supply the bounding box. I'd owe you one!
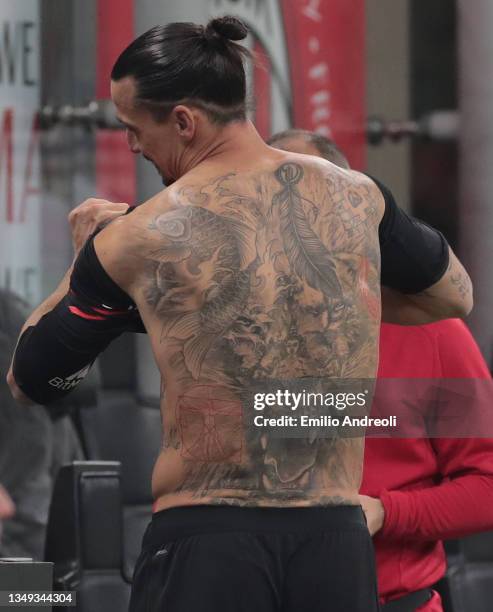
[362,319,493,611]
[268,129,493,611]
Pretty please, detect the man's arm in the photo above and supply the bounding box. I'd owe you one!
[7,199,133,405]
[381,247,473,325]
[6,267,74,405]
[378,453,493,541]
[369,176,473,324]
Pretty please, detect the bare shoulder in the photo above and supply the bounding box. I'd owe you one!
[92,189,175,294]
[273,152,385,222]
[348,169,386,208]
[314,158,385,220]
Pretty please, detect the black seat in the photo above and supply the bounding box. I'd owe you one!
[439,532,493,612]
[44,462,130,612]
[73,391,162,581]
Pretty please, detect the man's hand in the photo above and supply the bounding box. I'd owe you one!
[0,484,14,520]
[0,484,15,544]
[359,494,385,536]
[69,198,130,255]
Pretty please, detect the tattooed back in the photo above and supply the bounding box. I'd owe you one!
[123,154,384,510]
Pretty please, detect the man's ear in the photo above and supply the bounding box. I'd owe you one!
[173,105,196,141]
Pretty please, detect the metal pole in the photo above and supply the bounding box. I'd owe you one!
[458,0,493,366]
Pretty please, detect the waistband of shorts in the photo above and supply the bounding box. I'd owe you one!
[144,504,366,547]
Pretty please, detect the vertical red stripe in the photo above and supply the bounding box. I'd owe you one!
[96,0,134,99]
[279,0,366,170]
[19,114,41,223]
[1,109,14,223]
[96,0,136,203]
[253,40,272,140]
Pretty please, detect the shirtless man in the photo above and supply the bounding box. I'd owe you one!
[7,17,472,612]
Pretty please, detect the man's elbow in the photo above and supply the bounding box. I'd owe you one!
[445,248,474,319]
[422,264,474,321]
[6,369,36,406]
[450,284,474,319]
[6,368,17,396]
[458,295,474,319]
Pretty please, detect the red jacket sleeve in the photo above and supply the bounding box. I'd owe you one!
[380,320,493,541]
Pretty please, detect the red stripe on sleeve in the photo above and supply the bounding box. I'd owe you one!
[69,306,106,321]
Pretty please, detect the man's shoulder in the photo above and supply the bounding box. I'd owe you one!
[276,152,383,194]
[97,189,174,240]
[313,160,385,211]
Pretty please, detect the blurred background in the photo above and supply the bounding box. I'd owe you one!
[3,0,488,406]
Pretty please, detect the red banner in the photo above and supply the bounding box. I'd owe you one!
[96,0,135,204]
[252,39,272,140]
[280,0,366,169]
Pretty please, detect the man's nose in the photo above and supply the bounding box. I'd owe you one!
[126,130,141,154]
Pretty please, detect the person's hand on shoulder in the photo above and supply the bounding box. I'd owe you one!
[69,198,130,255]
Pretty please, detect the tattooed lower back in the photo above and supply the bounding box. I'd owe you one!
[134,159,382,509]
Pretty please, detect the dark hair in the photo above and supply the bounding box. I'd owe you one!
[268,129,350,169]
[111,16,250,124]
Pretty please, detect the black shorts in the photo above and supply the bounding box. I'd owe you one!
[129,504,380,612]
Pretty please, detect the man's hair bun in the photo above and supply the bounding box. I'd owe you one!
[205,16,248,42]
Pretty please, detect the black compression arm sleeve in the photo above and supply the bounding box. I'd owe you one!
[12,225,145,405]
[370,175,450,293]
[12,297,122,404]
